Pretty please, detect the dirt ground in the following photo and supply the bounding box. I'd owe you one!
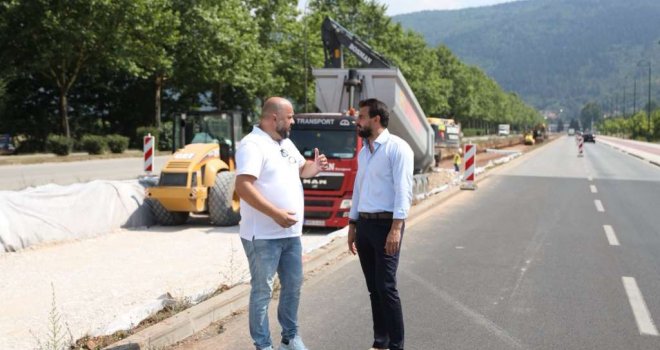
[426,143,531,189]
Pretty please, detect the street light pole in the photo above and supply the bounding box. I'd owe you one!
[637,60,652,140]
[647,62,652,141]
[633,76,637,115]
[623,79,627,117]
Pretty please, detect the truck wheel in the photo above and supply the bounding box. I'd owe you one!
[147,198,189,226]
[209,171,241,226]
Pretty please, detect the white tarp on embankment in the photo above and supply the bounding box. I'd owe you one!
[0,180,154,253]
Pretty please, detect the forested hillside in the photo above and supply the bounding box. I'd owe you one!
[394,0,660,118]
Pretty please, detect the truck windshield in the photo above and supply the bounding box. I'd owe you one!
[290,130,357,159]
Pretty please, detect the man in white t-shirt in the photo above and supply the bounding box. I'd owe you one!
[235,97,328,350]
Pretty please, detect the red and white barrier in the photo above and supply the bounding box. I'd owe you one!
[144,133,155,174]
[461,143,477,190]
[577,135,584,157]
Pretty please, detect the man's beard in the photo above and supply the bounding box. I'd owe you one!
[276,124,290,139]
[358,126,372,138]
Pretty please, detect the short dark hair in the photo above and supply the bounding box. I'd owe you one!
[358,98,389,127]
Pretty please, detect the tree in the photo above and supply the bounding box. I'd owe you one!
[0,0,138,140]
[171,0,267,111]
[580,102,602,131]
[124,0,180,128]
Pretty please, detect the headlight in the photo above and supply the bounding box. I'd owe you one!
[339,199,352,209]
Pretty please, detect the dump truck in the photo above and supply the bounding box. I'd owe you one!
[145,111,243,226]
[289,17,435,228]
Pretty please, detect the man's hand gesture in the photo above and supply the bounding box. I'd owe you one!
[314,148,328,171]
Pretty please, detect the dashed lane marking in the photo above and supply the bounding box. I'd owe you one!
[622,277,659,336]
[594,200,605,212]
[603,225,620,246]
[590,185,598,193]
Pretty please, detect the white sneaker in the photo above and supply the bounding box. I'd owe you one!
[279,335,308,350]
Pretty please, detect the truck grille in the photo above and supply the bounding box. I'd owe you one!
[305,211,332,219]
[305,200,334,207]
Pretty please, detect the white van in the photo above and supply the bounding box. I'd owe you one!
[498,124,510,136]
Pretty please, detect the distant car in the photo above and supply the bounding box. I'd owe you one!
[567,128,575,136]
[0,134,16,155]
[582,133,595,143]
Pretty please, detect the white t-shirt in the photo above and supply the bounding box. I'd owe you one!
[235,126,306,240]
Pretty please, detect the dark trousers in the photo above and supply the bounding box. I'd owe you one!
[356,219,405,350]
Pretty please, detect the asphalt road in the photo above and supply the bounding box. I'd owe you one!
[0,155,169,190]
[174,136,660,350]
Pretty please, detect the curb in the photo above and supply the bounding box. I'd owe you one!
[104,139,551,349]
[597,137,660,166]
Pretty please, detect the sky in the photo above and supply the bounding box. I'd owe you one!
[298,0,521,16]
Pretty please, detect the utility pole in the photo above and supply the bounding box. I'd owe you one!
[637,60,652,140]
[633,77,637,115]
[647,63,652,141]
[623,82,627,117]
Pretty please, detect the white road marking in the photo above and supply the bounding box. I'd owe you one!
[590,185,598,193]
[588,176,593,181]
[603,225,620,246]
[622,277,659,336]
[594,200,605,212]
[405,269,526,349]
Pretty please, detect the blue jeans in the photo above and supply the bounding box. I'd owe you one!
[242,237,303,350]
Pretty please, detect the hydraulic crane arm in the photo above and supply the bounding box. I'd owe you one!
[321,17,392,69]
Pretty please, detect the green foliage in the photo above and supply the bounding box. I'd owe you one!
[580,102,603,130]
[596,108,660,140]
[0,0,147,138]
[106,134,129,154]
[136,126,159,149]
[46,135,73,156]
[81,135,107,155]
[17,139,46,154]
[159,121,173,151]
[462,128,483,137]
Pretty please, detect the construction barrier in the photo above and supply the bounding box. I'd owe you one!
[578,135,584,157]
[144,133,155,174]
[461,144,477,190]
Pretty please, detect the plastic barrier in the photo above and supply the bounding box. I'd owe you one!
[461,144,477,190]
[144,133,155,174]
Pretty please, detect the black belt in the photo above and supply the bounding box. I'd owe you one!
[359,212,393,220]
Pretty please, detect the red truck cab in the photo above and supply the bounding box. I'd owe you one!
[290,113,362,228]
